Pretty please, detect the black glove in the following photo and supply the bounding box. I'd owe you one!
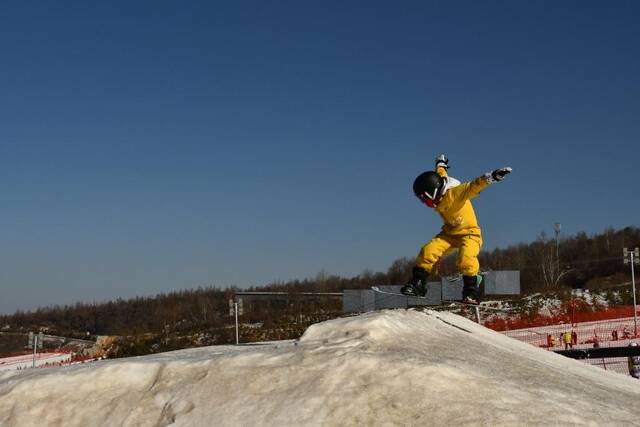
[435,154,449,170]
[489,166,512,183]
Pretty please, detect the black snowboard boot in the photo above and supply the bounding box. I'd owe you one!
[462,274,482,305]
[401,267,429,297]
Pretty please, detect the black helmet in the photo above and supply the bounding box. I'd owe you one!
[413,171,443,207]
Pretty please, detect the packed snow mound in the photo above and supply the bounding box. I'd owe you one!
[2,310,640,426]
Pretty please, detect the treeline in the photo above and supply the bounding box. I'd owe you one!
[1,226,639,340]
[2,288,234,337]
[476,226,640,293]
[255,226,640,295]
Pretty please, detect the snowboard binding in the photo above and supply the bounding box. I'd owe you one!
[461,274,483,305]
[400,267,429,297]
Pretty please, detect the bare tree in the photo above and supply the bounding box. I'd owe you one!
[536,232,572,289]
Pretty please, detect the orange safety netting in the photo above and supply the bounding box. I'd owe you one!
[485,305,638,331]
[485,304,640,375]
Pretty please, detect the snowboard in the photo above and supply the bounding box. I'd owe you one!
[370,286,512,312]
[444,270,489,283]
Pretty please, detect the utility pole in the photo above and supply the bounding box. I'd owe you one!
[624,248,639,337]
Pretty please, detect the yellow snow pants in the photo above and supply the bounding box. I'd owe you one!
[416,234,482,276]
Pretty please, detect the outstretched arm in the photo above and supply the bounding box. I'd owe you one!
[452,166,513,201]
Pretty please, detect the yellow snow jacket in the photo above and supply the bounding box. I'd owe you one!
[434,166,491,237]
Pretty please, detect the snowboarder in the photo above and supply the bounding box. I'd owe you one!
[401,154,512,304]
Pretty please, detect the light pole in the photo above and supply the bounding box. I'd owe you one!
[554,223,562,288]
[554,223,561,276]
[624,248,639,337]
[27,332,43,368]
[228,298,244,345]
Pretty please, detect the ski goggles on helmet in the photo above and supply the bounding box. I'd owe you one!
[416,189,441,208]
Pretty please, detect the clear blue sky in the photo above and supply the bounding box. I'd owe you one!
[1,1,639,313]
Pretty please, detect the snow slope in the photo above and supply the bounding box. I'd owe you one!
[1,309,640,426]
